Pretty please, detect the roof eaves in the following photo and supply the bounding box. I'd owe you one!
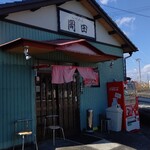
[88,0,138,53]
[0,0,72,16]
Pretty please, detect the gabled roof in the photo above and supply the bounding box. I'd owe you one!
[0,0,138,53]
[0,0,72,15]
[0,38,121,62]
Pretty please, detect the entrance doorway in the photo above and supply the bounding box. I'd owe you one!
[35,71,80,140]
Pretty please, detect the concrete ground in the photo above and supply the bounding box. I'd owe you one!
[36,124,150,150]
[27,97,150,150]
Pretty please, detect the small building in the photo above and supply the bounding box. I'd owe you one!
[0,0,138,149]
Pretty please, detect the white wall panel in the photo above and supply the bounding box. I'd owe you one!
[60,0,93,18]
[6,5,57,31]
[96,20,120,46]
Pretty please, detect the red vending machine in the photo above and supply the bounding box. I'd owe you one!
[107,81,140,131]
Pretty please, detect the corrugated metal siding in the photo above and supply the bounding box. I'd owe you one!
[0,20,124,148]
[0,50,35,149]
[0,20,71,44]
[90,41,123,57]
[0,20,76,149]
[0,21,76,149]
[0,60,3,149]
[80,58,124,130]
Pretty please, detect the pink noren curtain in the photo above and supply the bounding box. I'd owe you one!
[52,65,76,84]
[52,65,97,84]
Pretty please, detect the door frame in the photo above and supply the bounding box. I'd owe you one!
[35,67,81,140]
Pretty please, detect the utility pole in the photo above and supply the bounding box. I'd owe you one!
[147,72,150,89]
[136,58,141,83]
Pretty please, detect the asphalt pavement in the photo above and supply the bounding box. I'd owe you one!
[36,123,150,150]
[29,95,150,150]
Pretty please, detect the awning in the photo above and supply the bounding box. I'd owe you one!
[0,38,121,62]
[0,38,55,54]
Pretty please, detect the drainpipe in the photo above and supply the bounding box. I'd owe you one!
[124,52,133,81]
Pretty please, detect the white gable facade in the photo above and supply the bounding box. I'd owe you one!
[6,0,120,46]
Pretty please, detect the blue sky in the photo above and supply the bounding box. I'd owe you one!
[96,0,150,82]
[1,0,150,82]
[0,0,20,3]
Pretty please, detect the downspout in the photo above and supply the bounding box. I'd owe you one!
[124,52,133,81]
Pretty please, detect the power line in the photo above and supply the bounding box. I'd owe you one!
[101,4,150,19]
[110,5,150,16]
[109,6,150,13]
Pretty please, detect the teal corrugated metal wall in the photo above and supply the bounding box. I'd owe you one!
[0,20,71,44]
[0,50,35,149]
[0,20,124,149]
[80,58,124,130]
[90,41,123,57]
